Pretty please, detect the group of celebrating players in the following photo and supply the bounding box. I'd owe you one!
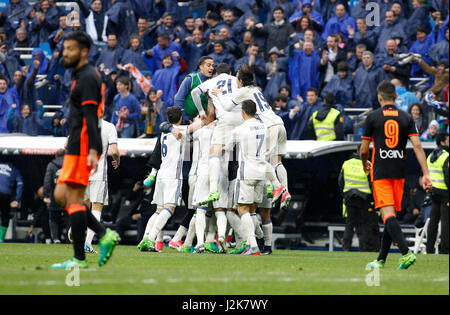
[136,57,292,256]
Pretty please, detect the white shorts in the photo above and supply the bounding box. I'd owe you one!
[234,179,264,205]
[266,124,287,159]
[188,175,197,209]
[257,186,272,209]
[84,180,108,205]
[211,121,236,145]
[192,174,210,207]
[152,178,183,208]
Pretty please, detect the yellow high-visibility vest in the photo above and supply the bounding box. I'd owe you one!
[342,158,372,195]
[427,149,449,191]
[312,107,341,141]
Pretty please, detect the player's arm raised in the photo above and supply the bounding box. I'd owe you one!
[188,117,204,134]
[191,85,208,120]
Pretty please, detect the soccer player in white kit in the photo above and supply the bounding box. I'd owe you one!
[224,99,268,255]
[191,63,241,206]
[209,65,291,209]
[83,119,120,253]
[190,63,241,252]
[140,107,204,252]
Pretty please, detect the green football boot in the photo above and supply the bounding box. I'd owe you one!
[98,228,120,267]
[366,259,385,270]
[51,257,88,269]
[137,237,151,252]
[266,184,274,199]
[398,251,417,270]
[0,226,7,243]
[198,191,220,206]
[229,241,247,254]
[205,241,220,253]
[180,245,195,253]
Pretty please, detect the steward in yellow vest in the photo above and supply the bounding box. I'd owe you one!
[338,151,379,252]
[425,132,449,254]
[307,93,344,141]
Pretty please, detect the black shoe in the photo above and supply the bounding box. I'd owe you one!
[256,237,265,252]
[261,246,272,255]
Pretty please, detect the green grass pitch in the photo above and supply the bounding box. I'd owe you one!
[0,243,448,295]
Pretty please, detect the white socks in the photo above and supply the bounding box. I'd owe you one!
[195,208,207,246]
[240,212,257,248]
[262,220,273,247]
[209,156,221,193]
[226,210,245,244]
[85,210,101,245]
[149,208,173,240]
[206,213,216,243]
[275,163,288,189]
[251,213,264,239]
[215,210,227,240]
[143,212,159,238]
[184,215,196,247]
[172,225,187,242]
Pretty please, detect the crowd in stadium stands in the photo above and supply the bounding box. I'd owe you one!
[0,0,448,141]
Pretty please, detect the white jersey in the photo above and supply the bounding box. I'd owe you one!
[231,86,283,127]
[158,125,190,180]
[226,118,267,181]
[188,129,200,177]
[196,124,214,177]
[89,119,118,181]
[196,73,242,125]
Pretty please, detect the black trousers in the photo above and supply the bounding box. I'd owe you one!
[343,198,380,252]
[116,211,153,243]
[0,193,11,228]
[426,194,449,254]
[49,208,68,242]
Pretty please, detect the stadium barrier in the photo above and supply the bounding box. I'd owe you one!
[327,224,417,252]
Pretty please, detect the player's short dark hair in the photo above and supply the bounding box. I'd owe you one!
[198,56,213,66]
[65,31,92,51]
[216,63,231,75]
[237,64,255,87]
[242,100,257,117]
[436,132,449,146]
[166,106,182,124]
[377,81,396,102]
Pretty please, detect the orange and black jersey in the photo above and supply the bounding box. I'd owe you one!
[362,104,419,181]
[66,63,104,156]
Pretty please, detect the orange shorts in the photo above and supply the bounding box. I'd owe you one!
[372,178,405,212]
[57,154,93,187]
